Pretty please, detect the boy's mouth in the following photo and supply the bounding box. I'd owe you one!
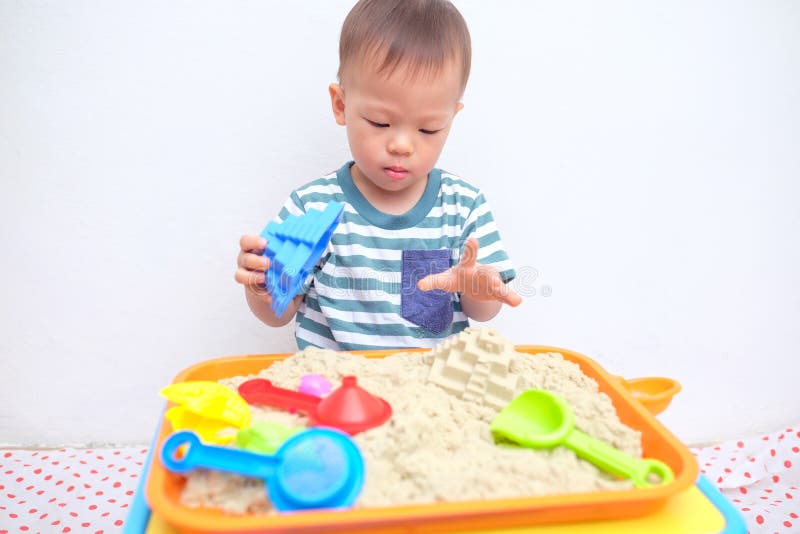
[384,166,409,180]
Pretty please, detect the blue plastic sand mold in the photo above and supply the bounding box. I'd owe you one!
[260,202,344,317]
[160,428,364,512]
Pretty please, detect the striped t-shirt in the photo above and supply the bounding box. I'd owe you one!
[275,161,515,351]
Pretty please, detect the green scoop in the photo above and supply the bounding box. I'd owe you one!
[490,389,674,488]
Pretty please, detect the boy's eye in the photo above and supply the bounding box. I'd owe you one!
[366,119,390,128]
[419,128,442,135]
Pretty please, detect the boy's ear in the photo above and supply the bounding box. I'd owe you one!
[329,83,346,125]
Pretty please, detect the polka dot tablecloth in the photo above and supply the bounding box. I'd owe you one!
[0,447,146,533]
[1,425,798,533]
[691,424,800,533]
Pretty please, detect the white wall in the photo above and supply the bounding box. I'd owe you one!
[1,1,797,447]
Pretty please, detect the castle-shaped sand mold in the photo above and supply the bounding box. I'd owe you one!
[425,328,519,410]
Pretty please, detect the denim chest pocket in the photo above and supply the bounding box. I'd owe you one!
[400,249,453,334]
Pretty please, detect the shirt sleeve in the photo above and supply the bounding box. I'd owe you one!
[459,191,516,283]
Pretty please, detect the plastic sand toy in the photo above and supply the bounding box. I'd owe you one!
[235,421,303,455]
[613,376,682,415]
[261,201,344,317]
[299,374,332,397]
[160,381,251,444]
[160,428,364,511]
[238,376,392,435]
[490,389,674,488]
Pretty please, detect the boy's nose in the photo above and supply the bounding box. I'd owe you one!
[387,134,413,156]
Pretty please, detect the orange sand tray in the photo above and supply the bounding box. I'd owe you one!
[145,346,698,534]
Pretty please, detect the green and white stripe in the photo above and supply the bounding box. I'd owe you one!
[274,161,515,350]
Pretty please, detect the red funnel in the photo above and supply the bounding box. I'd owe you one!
[238,376,392,435]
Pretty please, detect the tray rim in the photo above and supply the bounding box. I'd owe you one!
[145,345,698,533]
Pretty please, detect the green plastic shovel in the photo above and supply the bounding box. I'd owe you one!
[490,389,674,488]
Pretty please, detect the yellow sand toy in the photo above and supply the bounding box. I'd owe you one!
[160,381,251,444]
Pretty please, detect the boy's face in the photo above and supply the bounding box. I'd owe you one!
[329,57,464,201]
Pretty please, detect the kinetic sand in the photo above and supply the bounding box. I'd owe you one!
[179,328,641,514]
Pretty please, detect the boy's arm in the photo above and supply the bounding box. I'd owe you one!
[244,288,302,327]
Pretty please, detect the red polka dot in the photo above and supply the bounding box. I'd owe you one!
[81,523,90,528]
[114,520,123,526]
[736,441,744,448]
[784,521,793,528]
[744,472,751,478]
[3,452,10,458]
[779,434,785,440]
[771,449,777,457]
[785,460,793,468]
[765,488,773,493]
[66,486,74,492]
[113,482,121,488]
[69,511,78,518]
[756,515,765,524]
[742,507,751,511]
[51,520,60,525]
[33,468,41,475]
[9,513,18,519]
[62,528,71,533]
[95,491,104,496]
[27,508,36,514]
[724,468,732,473]
[774,475,781,483]
[791,512,799,519]
[739,487,748,494]
[787,493,794,499]
[763,436,770,441]
[35,490,43,496]
[125,490,134,496]
[39,513,47,520]
[792,446,799,453]
[20,527,29,532]
[51,460,59,465]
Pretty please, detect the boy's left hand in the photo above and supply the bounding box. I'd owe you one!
[417,238,522,307]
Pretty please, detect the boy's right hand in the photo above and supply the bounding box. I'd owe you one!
[235,234,271,302]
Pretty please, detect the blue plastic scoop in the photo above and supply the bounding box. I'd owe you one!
[160,428,364,511]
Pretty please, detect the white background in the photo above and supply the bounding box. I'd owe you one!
[1,1,798,447]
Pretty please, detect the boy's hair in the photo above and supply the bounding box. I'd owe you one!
[337,0,471,91]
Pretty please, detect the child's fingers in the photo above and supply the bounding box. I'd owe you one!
[238,251,270,271]
[240,234,267,254]
[493,280,522,307]
[459,237,479,267]
[234,267,266,288]
[417,272,458,293]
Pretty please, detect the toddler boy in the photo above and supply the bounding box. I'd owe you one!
[236,0,520,350]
